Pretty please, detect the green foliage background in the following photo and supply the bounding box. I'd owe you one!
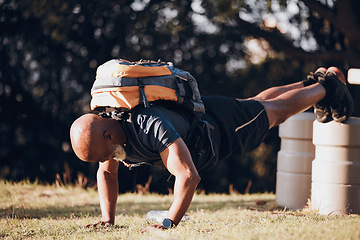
[1,0,360,193]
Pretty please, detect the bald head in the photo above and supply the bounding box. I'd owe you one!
[70,113,126,162]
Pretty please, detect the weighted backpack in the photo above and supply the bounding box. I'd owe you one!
[91,59,216,170]
[90,59,205,115]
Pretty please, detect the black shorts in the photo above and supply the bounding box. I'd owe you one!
[202,96,269,160]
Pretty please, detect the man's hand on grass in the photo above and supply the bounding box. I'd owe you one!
[85,220,113,228]
[141,224,165,233]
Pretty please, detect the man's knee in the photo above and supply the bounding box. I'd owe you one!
[260,101,290,128]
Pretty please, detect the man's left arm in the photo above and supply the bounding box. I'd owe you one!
[142,137,201,231]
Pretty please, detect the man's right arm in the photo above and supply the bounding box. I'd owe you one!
[97,159,119,224]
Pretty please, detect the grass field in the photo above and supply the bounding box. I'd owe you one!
[1,180,360,240]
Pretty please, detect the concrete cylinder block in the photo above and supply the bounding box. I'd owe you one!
[276,112,315,210]
[311,118,360,215]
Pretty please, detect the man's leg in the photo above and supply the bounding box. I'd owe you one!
[251,82,304,100]
[252,67,353,129]
[250,67,326,101]
[258,83,326,128]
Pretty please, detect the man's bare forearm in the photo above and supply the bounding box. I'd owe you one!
[167,174,200,225]
[97,161,119,224]
[159,138,201,226]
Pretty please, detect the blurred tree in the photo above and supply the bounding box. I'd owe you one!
[0,0,359,193]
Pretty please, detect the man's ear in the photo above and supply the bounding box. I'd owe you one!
[103,131,112,140]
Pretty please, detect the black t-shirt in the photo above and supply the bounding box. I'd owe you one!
[123,104,220,172]
[124,105,190,166]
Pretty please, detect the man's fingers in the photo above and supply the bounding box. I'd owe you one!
[101,221,111,227]
[85,221,100,228]
[85,221,113,228]
[141,224,165,233]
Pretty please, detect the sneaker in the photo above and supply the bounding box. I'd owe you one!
[309,68,333,123]
[303,67,326,87]
[314,99,332,123]
[319,67,354,123]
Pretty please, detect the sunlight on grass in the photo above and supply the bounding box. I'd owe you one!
[1,180,360,239]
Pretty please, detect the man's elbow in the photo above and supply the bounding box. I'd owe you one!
[194,173,201,185]
[186,171,201,186]
[97,168,117,181]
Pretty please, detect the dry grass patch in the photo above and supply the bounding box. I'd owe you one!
[1,180,360,239]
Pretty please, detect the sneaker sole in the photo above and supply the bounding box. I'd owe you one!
[312,68,330,123]
[325,69,354,122]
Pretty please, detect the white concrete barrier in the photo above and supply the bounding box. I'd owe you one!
[348,68,360,85]
[276,112,315,210]
[311,118,360,215]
